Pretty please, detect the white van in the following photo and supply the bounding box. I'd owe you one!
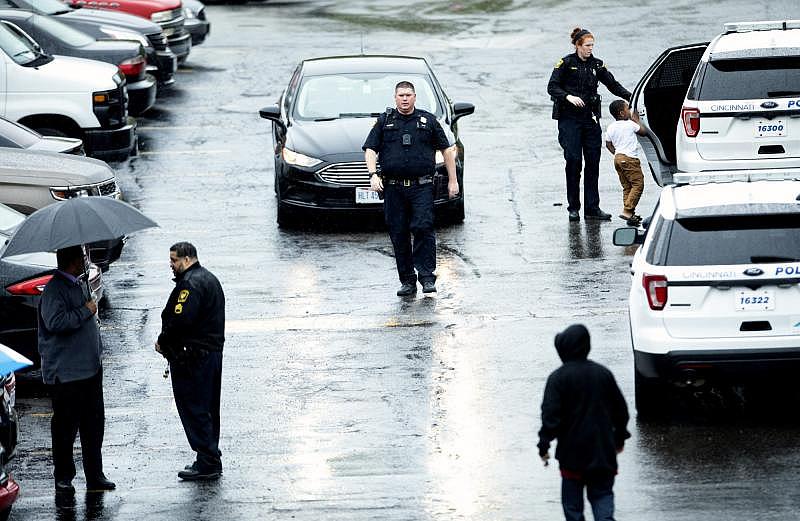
[0,20,136,160]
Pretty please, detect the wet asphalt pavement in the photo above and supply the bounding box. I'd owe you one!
[9,0,800,519]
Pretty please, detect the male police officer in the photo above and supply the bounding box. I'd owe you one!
[363,81,458,296]
[155,242,225,481]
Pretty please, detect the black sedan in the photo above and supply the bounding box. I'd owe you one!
[0,203,103,367]
[0,10,156,115]
[259,55,474,226]
[0,116,83,154]
[0,0,178,87]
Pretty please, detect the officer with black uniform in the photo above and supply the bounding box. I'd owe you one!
[363,80,458,297]
[548,27,632,222]
[155,242,225,481]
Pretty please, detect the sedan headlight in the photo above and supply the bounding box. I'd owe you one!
[183,6,196,19]
[150,9,173,23]
[282,147,322,168]
[99,26,152,49]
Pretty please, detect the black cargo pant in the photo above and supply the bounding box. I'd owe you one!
[49,369,105,482]
[383,180,436,285]
[171,350,222,472]
[558,115,602,214]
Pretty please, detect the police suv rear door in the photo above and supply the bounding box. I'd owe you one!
[630,44,708,186]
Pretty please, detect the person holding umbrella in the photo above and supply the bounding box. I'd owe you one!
[38,245,115,494]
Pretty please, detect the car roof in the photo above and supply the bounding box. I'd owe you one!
[300,55,431,76]
[664,180,800,218]
[710,28,800,58]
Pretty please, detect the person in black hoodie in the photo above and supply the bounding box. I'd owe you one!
[538,324,630,521]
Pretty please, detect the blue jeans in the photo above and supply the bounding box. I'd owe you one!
[557,116,602,214]
[383,182,436,284]
[561,473,615,521]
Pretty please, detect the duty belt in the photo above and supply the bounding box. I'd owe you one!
[384,176,433,186]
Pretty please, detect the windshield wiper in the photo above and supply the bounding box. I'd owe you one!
[339,112,382,118]
[313,116,338,122]
[768,91,800,97]
[750,255,799,263]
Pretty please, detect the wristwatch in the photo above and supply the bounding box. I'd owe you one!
[369,172,378,177]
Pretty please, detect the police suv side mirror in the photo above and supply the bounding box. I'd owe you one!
[613,227,644,246]
[259,105,285,128]
[452,102,475,122]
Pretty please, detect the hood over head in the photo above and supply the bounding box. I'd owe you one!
[554,323,590,362]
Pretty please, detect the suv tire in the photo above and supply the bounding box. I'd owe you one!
[635,368,666,420]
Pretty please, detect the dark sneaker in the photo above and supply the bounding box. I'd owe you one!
[568,210,580,222]
[55,479,75,494]
[396,282,417,297]
[626,215,642,226]
[421,280,437,293]
[584,210,612,221]
[86,475,116,491]
[178,467,221,481]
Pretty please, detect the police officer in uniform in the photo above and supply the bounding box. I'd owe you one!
[363,81,458,296]
[155,242,225,481]
[548,27,632,222]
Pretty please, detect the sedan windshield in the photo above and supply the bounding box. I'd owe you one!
[29,14,95,47]
[0,21,39,65]
[293,73,443,121]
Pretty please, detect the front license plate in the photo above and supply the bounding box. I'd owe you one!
[754,119,786,138]
[355,187,382,204]
[735,289,775,311]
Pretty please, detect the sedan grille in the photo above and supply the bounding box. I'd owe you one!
[97,180,118,197]
[146,32,169,51]
[317,162,380,186]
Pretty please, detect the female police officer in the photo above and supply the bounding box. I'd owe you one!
[548,27,631,222]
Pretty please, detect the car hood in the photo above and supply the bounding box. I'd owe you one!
[68,39,141,62]
[60,8,161,33]
[0,148,114,186]
[287,118,383,162]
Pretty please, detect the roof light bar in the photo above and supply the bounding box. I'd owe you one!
[724,20,800,33]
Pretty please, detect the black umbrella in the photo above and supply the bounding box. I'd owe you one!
[1,197,158,259]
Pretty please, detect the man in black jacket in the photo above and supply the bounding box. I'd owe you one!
[538,324,630,521]
[155,242,225,481]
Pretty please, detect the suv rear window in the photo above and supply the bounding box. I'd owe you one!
[659,215,800,266]
[697,57,800,101]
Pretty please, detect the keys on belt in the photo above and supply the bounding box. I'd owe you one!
[384,176,433,186]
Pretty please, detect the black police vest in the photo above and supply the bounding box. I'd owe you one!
[378,109,437,178]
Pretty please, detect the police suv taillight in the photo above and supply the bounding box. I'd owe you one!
[681,107,700,137]
[642,274,668,310]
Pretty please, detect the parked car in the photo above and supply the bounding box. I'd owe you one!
[613,170,800,417]
[67,0,192,64]
[0,148,124,270]
[0,202,104,370]
[0,0,178,86]
[0,10,157,115]
[183,0,208,47]
[259,55,474,226]
[0,116,83,154]
[0,20,136,160]
[631,20,800,185]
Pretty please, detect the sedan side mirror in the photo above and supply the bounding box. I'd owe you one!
[613,227,644,246]
[259,105,285,129]
[452,101,475,123]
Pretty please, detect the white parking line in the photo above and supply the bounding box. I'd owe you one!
[138,126,207,130]
[137,149,231,156]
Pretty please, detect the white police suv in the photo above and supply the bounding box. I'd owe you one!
[631,20,800,186]
[614,170,800,415]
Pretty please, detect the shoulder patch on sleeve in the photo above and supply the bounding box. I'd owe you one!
[174,303,183,314]
[554,58,564,69]
[178,289,190,303]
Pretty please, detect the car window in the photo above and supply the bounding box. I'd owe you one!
[0,21,39,65]
[0,204,24,235]
[662,215,800,266]
[21,0,72,14]
[29,14,94,47]
[293,73,442,121]
[0,118,39,148]
[697,57,800,100]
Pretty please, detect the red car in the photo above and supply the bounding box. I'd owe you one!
[67,0,191,63]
